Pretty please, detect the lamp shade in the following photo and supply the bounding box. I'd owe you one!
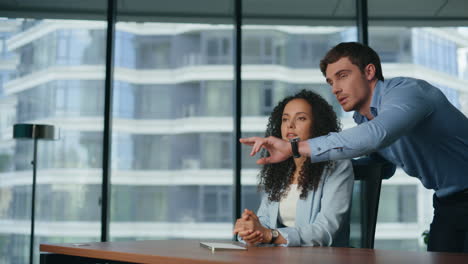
[13,124,59,140]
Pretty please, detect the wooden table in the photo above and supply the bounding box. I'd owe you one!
[40,240,468,264]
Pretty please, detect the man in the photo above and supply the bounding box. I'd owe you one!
[240,42,468,253]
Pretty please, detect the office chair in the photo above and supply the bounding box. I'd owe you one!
[350,156,395,249]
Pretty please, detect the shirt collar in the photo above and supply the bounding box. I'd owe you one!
[353,80,384,123]
[370,80,384,109]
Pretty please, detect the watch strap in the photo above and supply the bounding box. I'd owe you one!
[270,229,279,244]
[290,137,301,158]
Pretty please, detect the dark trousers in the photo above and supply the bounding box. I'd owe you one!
[428,191,468,253]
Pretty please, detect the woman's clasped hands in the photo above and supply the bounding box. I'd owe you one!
[233,209,271,246]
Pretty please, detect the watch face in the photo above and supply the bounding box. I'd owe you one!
[272,230,279,238]
[289,137,300,143]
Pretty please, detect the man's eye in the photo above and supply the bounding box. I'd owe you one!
[339,73,347,79]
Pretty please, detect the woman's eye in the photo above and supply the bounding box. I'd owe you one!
[298,116,306,121]
[282,118,288,122]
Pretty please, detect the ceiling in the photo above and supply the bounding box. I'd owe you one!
[0,0,466,26]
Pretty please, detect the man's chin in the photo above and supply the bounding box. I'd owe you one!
[341,106,353,112]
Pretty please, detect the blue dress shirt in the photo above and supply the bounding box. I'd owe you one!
[308,77,468,197]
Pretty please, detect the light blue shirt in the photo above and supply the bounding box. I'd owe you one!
[240,159,354,247]
[308,77,468,197]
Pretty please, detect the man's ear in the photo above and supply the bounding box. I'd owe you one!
[364,64,376,81]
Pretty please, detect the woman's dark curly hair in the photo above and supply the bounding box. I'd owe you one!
[259,89,341,201]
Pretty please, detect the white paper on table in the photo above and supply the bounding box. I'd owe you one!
[200,242,247,252]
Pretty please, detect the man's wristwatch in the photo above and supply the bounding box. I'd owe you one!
[289,137,301,158]
[270,229,279,244]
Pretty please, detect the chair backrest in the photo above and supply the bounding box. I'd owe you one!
[350,159,391,249]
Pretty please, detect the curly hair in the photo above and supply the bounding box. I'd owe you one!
[259,89,341,201]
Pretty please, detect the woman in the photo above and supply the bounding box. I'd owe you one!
[233,89,354,247]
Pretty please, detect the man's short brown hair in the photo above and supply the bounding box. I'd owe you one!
[320,42,384,81]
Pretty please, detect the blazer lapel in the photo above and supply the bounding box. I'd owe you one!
[270,200,279,228]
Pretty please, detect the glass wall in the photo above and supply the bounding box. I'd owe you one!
[109,16,235,239]
[369,25,468,251]
[239,25,358,211]
[238,0,358,247]
[0,19,106,264]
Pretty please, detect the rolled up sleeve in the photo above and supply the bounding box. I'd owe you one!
[308,79,434,163]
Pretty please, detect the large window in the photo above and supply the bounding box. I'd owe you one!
[369,25,468,251]
[238,0,358,248]
[109,21,235,240]
[239,21,360,254]
[0,19,105,264]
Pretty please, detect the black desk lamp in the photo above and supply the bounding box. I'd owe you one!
[13,124,59,264]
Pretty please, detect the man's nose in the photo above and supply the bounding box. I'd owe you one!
[332,85,341,96]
